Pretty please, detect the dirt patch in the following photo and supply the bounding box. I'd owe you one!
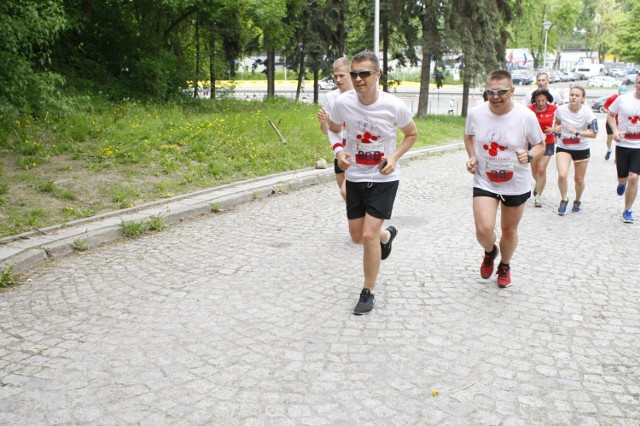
[0,155,194,237]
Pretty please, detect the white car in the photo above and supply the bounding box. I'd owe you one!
[609,68,626,78]
[586,76,619,88]
[318,77,337,90]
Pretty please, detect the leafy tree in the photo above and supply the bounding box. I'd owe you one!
[195,0,250,99]
[245,0,299,97]
[610,0,640,62]
[0,0,66,118]
[593,0,625,63]
[507,0,582,69]
[449,0,506,116]
[406,0,448,118]
[548,0,582,68]
[52,0,193,100]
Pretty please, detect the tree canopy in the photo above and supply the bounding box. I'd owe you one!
[1,0,639,121]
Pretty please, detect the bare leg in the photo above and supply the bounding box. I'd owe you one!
[336,173,346,201]
[556,152,572,199]
[534,155,551,196]
[473,196,499,251]
[348,214,385,291]
[624,173,639,210]
[498,203,526,264]
[573,160,589,201]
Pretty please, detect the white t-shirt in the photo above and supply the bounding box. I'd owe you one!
[465,102,544,195]
[321,89,341,113]
[323,89,349,146]
[329,90,413,183]
[607,93,640,148]
[554,104,597,151]
[522,87,563,106]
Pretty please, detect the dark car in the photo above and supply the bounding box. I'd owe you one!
[511,73,533,86]
[591,96,609,113]
[620,74,637,86]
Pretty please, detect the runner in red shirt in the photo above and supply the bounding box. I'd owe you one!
[528,89,558,207]
[602,86,628,160]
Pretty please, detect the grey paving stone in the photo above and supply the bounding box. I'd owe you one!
[1,126,639,424]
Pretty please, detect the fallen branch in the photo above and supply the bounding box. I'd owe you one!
[269,119,287,144]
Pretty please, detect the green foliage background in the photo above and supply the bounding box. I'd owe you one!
[2,0,638,122]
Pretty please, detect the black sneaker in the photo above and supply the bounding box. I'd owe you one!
[353,288,375,315]
[380,226,397,260]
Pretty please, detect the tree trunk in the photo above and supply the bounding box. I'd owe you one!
[417,9,435,118]
[313,67,319,104]
[462,70,471,117]
[209,33,216,100]
[382,13,389,92]
[417,49,431,118]
[193,18,200,99]
[296,47,305,101]
[338,5,346,56]
[266,42,275,97]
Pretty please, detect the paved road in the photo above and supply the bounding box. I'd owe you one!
[233,82,615,116]
[1,118,639,425]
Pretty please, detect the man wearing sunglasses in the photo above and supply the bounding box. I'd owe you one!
[327,51,418,315]
[465,70,545,288]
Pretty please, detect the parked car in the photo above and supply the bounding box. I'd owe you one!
[318,77,337,90]
[609,68,626,78]
[512,72,533,86]
[620,73,638,86]
[591,96,610,113]
[549,71,562,83]
[560,72,577,82]
[586,75,619,88]
[572,70,587,80]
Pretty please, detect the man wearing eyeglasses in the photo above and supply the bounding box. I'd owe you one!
[522,72,563,106]
[327,51,418,315]
[465,70,545,288]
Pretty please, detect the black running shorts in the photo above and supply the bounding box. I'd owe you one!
[346,180,399,220]
[473,187,531,207]
[615,146,640,178]
[556,147,590,162]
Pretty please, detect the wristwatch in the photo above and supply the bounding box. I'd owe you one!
[575,131,580,137]
[527,153,533,163]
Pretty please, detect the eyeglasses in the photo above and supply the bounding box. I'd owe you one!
[485,87,512,97]
[350,70,376,79]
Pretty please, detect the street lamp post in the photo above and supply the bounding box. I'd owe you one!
[543,21,552,71]
[374,0,380,55]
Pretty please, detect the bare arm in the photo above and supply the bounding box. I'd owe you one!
[608,112,622,142]
[464,134,478,174]
[317,108,329,134]
[379,121,418,175]
[516,140,545,164]
[328,119,342,133]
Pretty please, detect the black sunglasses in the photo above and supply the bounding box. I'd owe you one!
[350,70,376,79]
[485,87,512,97]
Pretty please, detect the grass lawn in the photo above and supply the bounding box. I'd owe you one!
[0,95,466,238]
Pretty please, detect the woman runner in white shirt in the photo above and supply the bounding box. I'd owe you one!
[553,86,598,215]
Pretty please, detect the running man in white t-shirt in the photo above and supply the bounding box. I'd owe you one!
[327,51,418,315]
[465,70,545,288]
[317,57,353,200]
[607,74,640,223]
